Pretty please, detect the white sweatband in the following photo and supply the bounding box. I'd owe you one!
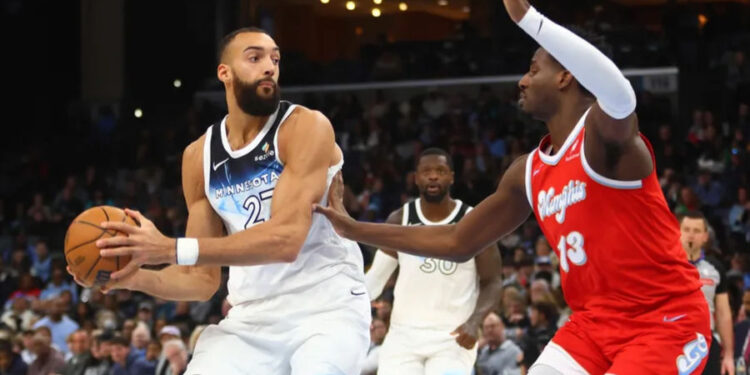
[518,6,636,119]
[176,238,199,266]
[365,250,399,301]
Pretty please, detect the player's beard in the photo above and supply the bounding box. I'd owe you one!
[233,77,280,116]
[420,185,449,203]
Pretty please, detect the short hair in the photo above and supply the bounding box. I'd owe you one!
[531,301,559,323]
[218,27,269,63]
[417,148,454,171]
[678,210,708,231]
[108,336,129,347]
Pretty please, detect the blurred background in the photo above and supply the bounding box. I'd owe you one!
[0,0,748,374]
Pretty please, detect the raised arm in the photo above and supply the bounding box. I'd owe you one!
[316,155,532,262]
[505,0,651,179]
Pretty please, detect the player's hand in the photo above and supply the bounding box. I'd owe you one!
[97,209,177,281]
[451,321,480,350]
[502,0,531,23]
[313,171,356,238]
[721,354,735,375]
[65,265,139,294]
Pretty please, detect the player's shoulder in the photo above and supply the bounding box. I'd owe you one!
[287,105,333,129]
[386,206,405,225]
[182,134,207,166]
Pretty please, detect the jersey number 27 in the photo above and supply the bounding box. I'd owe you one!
[243,188,274,228]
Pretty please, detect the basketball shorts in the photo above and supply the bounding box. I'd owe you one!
[378,324,477,375]
[530,290,712,375]
[185,274,371,375]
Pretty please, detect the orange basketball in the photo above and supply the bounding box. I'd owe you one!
[64,206,137,288]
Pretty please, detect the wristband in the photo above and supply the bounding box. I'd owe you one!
[176,238,199,265]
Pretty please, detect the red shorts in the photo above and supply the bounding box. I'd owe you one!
[551,290,711,375]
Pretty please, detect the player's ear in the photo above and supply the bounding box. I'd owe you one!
[217,63,231,84]
[557,70,575,91]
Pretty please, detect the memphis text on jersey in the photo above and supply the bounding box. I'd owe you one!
[214,171,280,199]
[537,180,587,224]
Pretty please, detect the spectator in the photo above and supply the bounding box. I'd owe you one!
[154,326,181,375]
[82,331,113,375]
[33,297,80,355]
[61,330,92,375]
[5,273,40,310]
[18,330,35,365]
[476,312,522,375]
[108,336,137,375]
[0,297,36,332]
[130,322,150,359]
[162,339,188,375]
[521,302,558,370]
[361,317,387,375]
[0,339,27,375]
[40,266,78,303]
[131,340,160,375]
[30,241,51,283]
[27,332,65,375]
[136,302,154,328]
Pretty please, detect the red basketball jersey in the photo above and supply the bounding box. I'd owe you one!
[526,109,701,315]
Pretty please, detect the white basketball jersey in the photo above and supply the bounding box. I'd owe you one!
[391,199,480,330]
[203,102,365,306]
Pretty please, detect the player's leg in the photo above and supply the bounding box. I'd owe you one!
[423,333,477,375]
[185,318,288,375]
[289,279,372,375]
[528,317,610,375]
[376,327,426,375]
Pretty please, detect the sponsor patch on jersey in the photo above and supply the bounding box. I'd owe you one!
[699,278,716,286]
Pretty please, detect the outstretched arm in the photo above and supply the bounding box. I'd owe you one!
[316,155,532,262]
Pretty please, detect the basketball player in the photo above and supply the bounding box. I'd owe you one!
[74,27,371,375]
[366,148,502,375]
[315,0,712,373]
[680,211,734,375]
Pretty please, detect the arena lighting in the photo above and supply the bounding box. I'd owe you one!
[134,108,143,118]
[438,0,448,6]
[399,2,408,11]
[698,14,708,29]
[372,7,381,17]
[462,6,470,12]
[373,0,382,4]
[173,79,182,88]
[320,0,330,3]
[346,1,356,10]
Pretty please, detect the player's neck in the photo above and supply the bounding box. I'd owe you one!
[545,98,592,151]
[419,197,456,222]
[225,110,271,151]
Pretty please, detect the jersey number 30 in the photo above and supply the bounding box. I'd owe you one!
[243,188,274,228]
[558,231,587,273]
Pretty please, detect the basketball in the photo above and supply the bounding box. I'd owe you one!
[64,206,137,288]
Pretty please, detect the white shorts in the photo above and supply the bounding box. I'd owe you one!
[378,324,477,375]
[186,275,371,375]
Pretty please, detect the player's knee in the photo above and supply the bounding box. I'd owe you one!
[528,363,566,375]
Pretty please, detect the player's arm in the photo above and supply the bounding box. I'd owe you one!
[503,0,649,178]
[316,155,532,262]
[78,139,223,300]
[364,209,401,301]
[452,243,503,349]
[98,110,335,277]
